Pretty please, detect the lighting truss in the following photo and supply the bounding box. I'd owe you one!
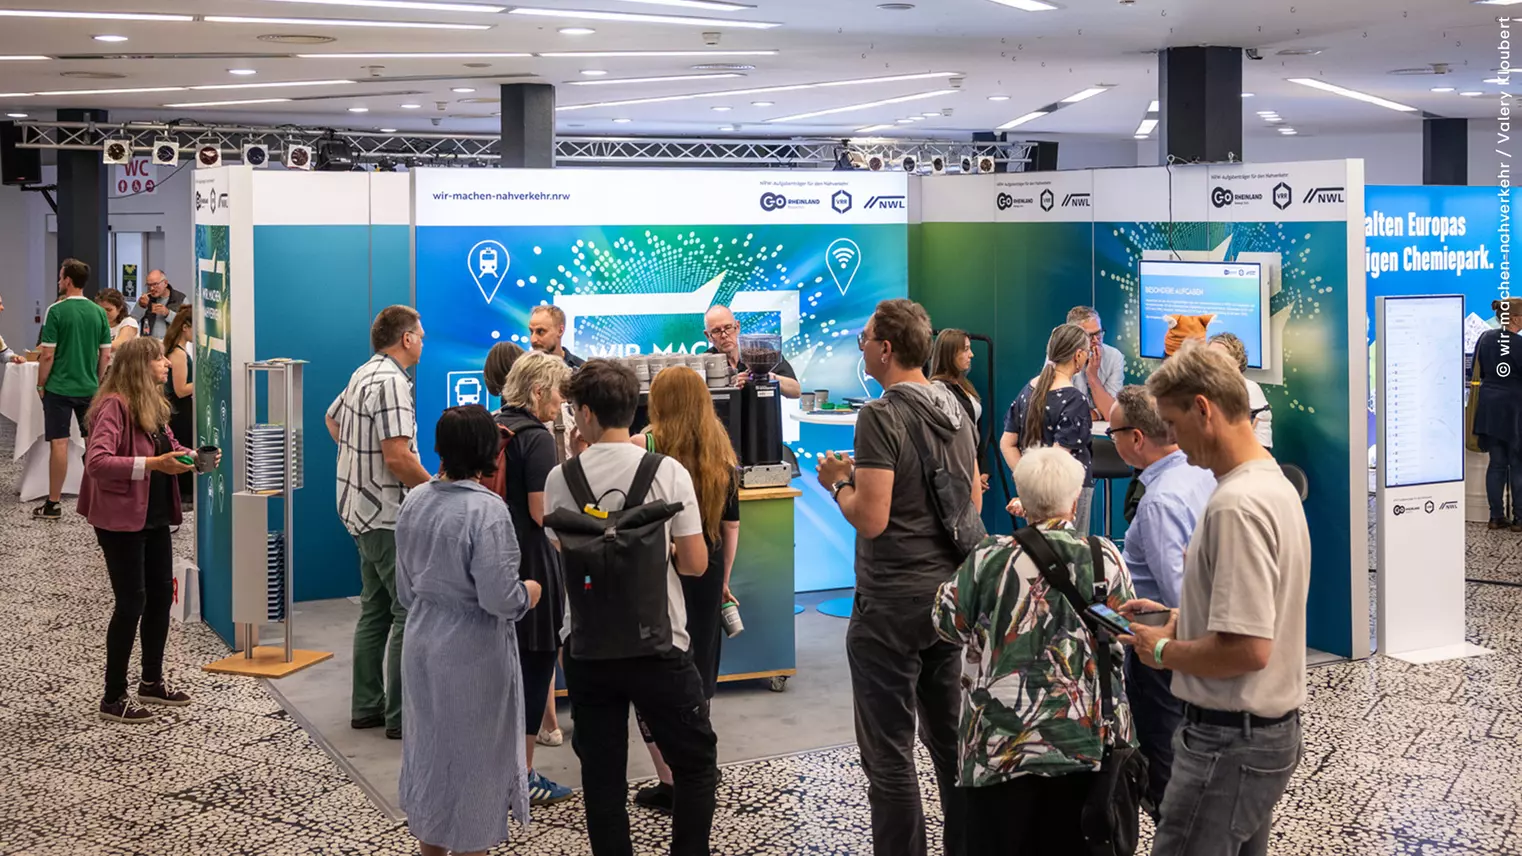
[14,119,1035,169]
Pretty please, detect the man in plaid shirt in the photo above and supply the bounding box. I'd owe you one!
[326,305,432,740]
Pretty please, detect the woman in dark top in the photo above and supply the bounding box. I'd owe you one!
[486,350,575,806]
[1474,298,1522,529]
[931,328,990,486]
[163,306,195,508]
[630,364,741,813]
[998,323,1095,533]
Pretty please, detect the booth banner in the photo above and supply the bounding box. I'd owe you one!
[413,167,911,592]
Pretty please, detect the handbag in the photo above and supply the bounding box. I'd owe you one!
[1012,526,1147,856]
[1466,347,1483,454]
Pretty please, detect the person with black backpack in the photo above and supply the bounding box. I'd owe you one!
[542,359,719,856]
[815,299,982,856]
[933,446,1143,855]
[481,351,575,807]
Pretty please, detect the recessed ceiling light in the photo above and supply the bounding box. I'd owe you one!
[568,72,742,87]
[985,0,1059,10]
[997,109,1048,130]
[1476,0,1522,5]
[162,97,294,107]
[921,111,940,117]
[987,94,1010,101]
[558,26,596,34]
[712,105,732,111]
[1461,90,1484,97]
[612,117,631,122]
[608,0,752,8]
[751,100,774,106]
[1148,100,1159,112]
[895,118,914,124]
[1484,77,1507,84]
[204,15,491,30]
[1279,128,1298,135]
[348,106,369,112]
[560,71,960,112]
[1256,110,1277,115]
[1241,92,1255,97]
[190,79,354,91]
[509,7,780,28]
[542,50,776,57]
[765,88,959,123]
[580,69,608,76]
[6,112,27,117]
[1133,134,1148,139]
[36,85,187,96]
[1287,77,1418,112]
[452,87,476,93]
[253,0,506,11]
[0,56,49,61]
[228,68,258,75]
[379,127,397,132]
[1060,86,1112,103]
[296,52,532,58]
[0,10,192,21]
[92,35,129,42]
[1432,86,1456,93]
[1134,117,1158,135]
[718,124,735,130]
[1265,116,1284,123]
[401,102,421,108]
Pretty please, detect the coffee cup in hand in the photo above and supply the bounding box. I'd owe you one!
[196,445,219,473]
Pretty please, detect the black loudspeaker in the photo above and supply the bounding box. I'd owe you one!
[1029,141,1060,171]
[0,121,41,186]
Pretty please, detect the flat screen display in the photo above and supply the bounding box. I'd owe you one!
[1138,260,1268,368]
[1381,295,1464,489]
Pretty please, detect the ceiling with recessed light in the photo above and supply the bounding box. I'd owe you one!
[0,0,1509,140]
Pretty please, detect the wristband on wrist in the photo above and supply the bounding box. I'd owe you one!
[831,479,854,501]
[1153,638,1170,667]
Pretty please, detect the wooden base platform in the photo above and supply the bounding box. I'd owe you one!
[203,646,334,678]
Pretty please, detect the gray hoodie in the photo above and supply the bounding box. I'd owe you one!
[852,381,981,599]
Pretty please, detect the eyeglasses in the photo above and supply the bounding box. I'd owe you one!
[706,322,739,339]
[1087,329,1105,340]
[857,331,881,351]
[1104,425,1140,438]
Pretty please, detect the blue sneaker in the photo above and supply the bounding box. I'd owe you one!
[527,770,574,806]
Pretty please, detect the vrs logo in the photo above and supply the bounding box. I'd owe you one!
[865,195,907,210]
[1211,187,1234,209]
[1303,186,1346,204]
[759,192,788,212]
[1424,500,1436,514]
[1062,192,1092,208]
[1039,189,1055,212]
[832,190,853,214]
[1272,182,1292,211]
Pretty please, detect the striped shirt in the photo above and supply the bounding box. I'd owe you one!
[328,353,417,535]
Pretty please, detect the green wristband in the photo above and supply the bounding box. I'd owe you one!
[1153,638,1170,667]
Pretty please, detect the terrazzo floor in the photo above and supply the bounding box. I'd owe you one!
[5,413,1522,855]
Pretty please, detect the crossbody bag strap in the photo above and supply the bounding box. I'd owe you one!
[1088,535,1116,734]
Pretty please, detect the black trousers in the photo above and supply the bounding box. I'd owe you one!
[520,648,559,737]
[847,592,965,856]
[96,526,174,703]
[565,652,719,856]
[962,772,1095,854]
[1126,650,1184,817]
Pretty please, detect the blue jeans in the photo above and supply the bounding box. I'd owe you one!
[1126,652,1184,818]
[1152,712,1302,856]
[1486,439,1522,522]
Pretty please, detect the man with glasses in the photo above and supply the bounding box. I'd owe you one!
[1067,306,1123,419]
[702,304,800,399]
[134,270,185,340]
[1107,385,1216,820]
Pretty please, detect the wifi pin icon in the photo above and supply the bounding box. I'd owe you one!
[826,238,862,296]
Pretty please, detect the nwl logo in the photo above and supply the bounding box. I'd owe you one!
[1061,192,1092,208]
[865,195,907,210]
[1302,186,1346,204]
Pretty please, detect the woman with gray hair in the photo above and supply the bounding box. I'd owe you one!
[934,446,1136,853]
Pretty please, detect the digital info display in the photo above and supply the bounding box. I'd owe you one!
[1381,295,1464,489]
[1139,260,1268,367]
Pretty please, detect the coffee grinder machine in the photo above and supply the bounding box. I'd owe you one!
[737,333,791,489]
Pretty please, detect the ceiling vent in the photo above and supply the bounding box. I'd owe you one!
[1276,48,1325,57]
[691,63,755,71]
[1389,63,1452,76]
[257,34,337,45]
[60,71,126,80]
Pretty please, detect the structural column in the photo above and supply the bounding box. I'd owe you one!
[1157,47,1244,165]
[1424,117,1468,185]
[500,83,556,169]
[56,108,109,297]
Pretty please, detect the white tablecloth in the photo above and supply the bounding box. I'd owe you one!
[0,361,85,501]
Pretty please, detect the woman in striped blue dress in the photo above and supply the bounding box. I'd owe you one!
[396,405,543,856]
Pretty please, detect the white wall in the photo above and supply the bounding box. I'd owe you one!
[1047,137,1141,171]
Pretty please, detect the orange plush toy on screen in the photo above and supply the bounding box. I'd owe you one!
[1163,313,1216,356]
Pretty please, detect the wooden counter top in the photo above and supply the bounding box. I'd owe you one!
[738,486,803,502]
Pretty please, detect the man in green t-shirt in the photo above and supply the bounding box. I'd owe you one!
[34,259,111,520]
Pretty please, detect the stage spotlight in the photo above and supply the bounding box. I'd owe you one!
[152,139,178,165]
[102,139,130,165]
[285,144,314,170]
[242,143,270,168]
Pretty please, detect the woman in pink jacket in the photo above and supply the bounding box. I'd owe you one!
[79,336,216,723]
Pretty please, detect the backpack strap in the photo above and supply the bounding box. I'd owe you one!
[561,455,598,511]
[626,453,665,507]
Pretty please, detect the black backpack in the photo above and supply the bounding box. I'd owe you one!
[884,389,986,561]
[544,453,685,660]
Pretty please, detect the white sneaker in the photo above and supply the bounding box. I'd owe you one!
[536,727,563,747]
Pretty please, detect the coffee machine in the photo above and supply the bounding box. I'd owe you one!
[737,334,791,488]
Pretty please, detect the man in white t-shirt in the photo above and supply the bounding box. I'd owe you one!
[542,358,718,856]
[1118,339,1309,856]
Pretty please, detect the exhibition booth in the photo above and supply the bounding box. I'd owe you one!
[193,155,1499,672]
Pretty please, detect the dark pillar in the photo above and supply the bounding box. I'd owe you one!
[1158,47,1244,164]
[56,108,109,297]
[1424,118,1469,185]
[500,83,556,168]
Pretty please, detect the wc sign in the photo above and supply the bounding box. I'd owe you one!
[111,156,157,198]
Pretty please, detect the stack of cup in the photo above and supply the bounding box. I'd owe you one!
[684,353,705,375]
[705,353,729,389]
[630,355,651,392]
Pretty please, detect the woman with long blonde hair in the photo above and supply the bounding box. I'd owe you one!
[629,365,740,813]
[79,336,217,723]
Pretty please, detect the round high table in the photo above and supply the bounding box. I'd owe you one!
[0,361,85,501]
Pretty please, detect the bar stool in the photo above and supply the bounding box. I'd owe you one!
[1090,437,1133,540]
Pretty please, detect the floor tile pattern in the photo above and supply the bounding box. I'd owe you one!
[4,417,1522,855]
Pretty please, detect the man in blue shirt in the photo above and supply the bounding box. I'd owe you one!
[1108,385,1216,817]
